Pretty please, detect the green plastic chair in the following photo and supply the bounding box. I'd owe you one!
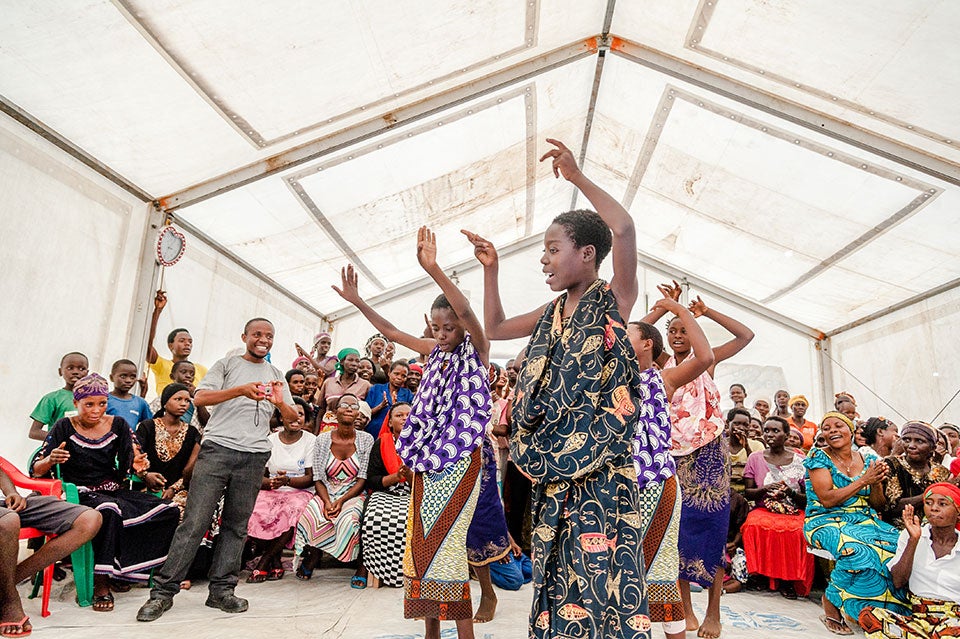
[28,447,95,607]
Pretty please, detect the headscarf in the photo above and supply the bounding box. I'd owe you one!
[940,423,960,436]
[901,420,938,448]
[378,402,411,478]
[789,394,809,408]
[820,411,854,432]
[789,426,804,443]
[313,331,331,344]
[334,347,359,373]
[364,333,387,357]
[291,356,311,368]
[408,363,423,375]
[154,383,190,418]
[834,391,857,404]
[357,400,372,422]
[73,373,109,400]
[923,482,960,530]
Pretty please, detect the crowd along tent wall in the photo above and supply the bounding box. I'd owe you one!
[2,1,959,464]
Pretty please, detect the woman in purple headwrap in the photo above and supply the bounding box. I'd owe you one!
[879,421,951,529]
[32,374,180,612]
[332,227,493,639]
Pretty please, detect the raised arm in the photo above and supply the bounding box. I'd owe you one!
[332,264,436,355]
[416,227,489,365]
[639,280,682,324]
[462,229,545,340]
[146,289,166,365]
[688,296,754,373]
[889,504,920,589]
[654,297,715,396]
[541,138,637,318]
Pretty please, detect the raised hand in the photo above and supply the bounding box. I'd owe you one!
[461,229,499,268]
[688,295,708,318]
[416,226,438,271]
[137,373,148,396]
[153,289,167,312]
[539,138,582,182]
[332,264,363,306]
[295,342,308,358]
[902,503,922,540]
[657,280,682,302]
[651,296,684,316]
[49,442,70,465]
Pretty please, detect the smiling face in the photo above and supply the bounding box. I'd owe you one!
[243,321,274,360]
[388,363,408,389]
[59,354,90,389]
[75,395,108,426]
[729,384,746,405]
[164,390,192,418]
[786,431,803,448]
[283,404,306,434]
[406,369,422,392]
[430,307,465,353]
[303,373,319,397]
[821,416,852,451]
[748,417,764,440]
[540,223,593,292]
[355,358,373,380]
[316,336,331,357]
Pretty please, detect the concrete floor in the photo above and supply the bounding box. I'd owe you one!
[15,567,860,639]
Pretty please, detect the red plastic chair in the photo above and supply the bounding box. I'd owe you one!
[0,456,63,618]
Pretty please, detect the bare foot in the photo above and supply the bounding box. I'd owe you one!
[698,614,722,638]
[722,579,741,594]
[686,612,700,632]
[473,592,498,623]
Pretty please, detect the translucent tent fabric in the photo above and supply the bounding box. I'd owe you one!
[1,0,959,469]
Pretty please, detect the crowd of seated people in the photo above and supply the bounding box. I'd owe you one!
[5,273,960,639]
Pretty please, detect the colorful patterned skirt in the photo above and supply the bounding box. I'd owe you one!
[295,492,366,562]
[247,488,313,541]
[361,486,409,588]
[675,436,731,587]
[530,458,649,639]
[637,475,684,623]
[79,489,180,582]
[403,449,482,620]
[467,438,511,566]
[741,507,814,596]
[860,595,960,639]
[804,508,909,619]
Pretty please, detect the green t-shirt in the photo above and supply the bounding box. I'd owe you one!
[30,388,77,427]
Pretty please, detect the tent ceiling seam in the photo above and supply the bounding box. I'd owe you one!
[825,276,960,338]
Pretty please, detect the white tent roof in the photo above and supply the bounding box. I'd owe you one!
[2,1,958,425]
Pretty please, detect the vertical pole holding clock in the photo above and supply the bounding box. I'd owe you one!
[125,202,166,371]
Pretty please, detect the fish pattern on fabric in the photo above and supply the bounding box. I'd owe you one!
[396,334,490,473]
[511,279,650,639]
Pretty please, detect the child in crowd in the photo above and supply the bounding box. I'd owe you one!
[145,290,207,396]
[148,360,209,430]
[107,359,152,428]
[28,352,88,441]
[465,138,649,638]
[333,226,492,639]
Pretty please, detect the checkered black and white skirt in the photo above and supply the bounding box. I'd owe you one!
[361,486,410,587]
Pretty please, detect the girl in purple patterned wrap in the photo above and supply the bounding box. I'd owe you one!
[331,226,490,639]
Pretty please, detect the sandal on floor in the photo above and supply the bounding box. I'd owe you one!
[350,576,367,589]
[295,566,313,581]
[819,614,852,636]
[246,569,268,583]
[0,615,31,638]
[267,568,285,581]
[93,593,115,612]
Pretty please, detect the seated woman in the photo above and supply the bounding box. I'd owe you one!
[365,361,413,438]
[295,393,373,584]
[360,402,412,587]
[859,416,899,459]
[859,484,960,639]
[742,416,812,599]
[804,411,910,635]
[727,407,764,494]
[32,374,180,611]
[246,397,315,582]
[136,383,201,517]
[148,361,209,431]
[881,421,951,529]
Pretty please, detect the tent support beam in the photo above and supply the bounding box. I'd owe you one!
[636,250,824,340]
[816,338,835,413]
[171,216,328,321]
[125,203,166,367]
[158,40,599,212]
[825,277,960,338]
[326,233,548,322]
[609,37,960,188]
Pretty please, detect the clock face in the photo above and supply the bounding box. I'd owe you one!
[156,226,186,266]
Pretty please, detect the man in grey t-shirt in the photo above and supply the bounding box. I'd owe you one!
[138,318,298,621]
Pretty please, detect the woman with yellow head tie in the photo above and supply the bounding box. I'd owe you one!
[804,411,910,635]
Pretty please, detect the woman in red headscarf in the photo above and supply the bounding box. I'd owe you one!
[859,482,960,638]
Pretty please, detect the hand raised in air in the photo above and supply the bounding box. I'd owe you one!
[539,138,582,182]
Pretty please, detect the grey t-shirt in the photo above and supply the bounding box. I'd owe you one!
[197,355,293,453]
